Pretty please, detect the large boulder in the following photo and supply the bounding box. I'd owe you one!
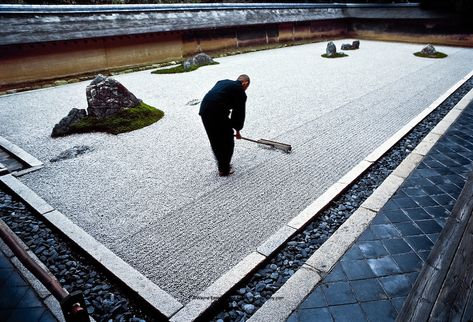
[86,75,140,119]
[183,53,215,70]
[51,108,87,137]
[326,42,337,57]
[421,44,437,56]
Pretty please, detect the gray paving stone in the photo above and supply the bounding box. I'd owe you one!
[393,197,418,209]
[299,286,327,309]
[402,207,431,220]
[340,245,364,261]
[393,222,423,236]
[367,256,401,277]
[357,240,389,258]
[415,219,443,234]
[412,195,439,207]
[329,303,366,322]
[357,229,377,241]
[360,300,397,322]
[404,235,434,252]
[383,210,411,223]
[321,281,357,306]
[349,278,388,302]
[382,238,412,255]
[421,205,448,219]
[390,297,406,313]
[426,233,441,243]
[370,224,402,239]
[340,260,376,281]
[286,311,299,322]
[371,214,390,225]
[323,263,347,283]
[379,274,412,298]
[391,252,423,273]
[298,307,332,322]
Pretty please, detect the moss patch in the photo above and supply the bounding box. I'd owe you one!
[321,53,348,58]
[151,61,219,74]
[69,102,164,135]
[414,52,448,59]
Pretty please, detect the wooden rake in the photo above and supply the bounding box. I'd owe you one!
[238,136,292,153]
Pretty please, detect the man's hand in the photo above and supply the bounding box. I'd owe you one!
[235,130,242,140]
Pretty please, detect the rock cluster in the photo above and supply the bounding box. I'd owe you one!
[183,53,215,70]
[51,75,140,137]
[341,40,360,50]
[421,44,437,56]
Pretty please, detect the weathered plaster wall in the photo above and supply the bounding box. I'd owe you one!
[0,4,471,90]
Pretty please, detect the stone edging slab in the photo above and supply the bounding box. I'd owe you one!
[0,174,183,319]
[0,135,43,175]
[247,76,473,322]
[169,69,473,321]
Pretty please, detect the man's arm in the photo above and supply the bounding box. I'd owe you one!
[231,90,246,132]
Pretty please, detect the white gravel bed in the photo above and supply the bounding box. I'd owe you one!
[1,40,472,304]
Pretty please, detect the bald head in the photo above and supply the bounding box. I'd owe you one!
[237,74,250,91]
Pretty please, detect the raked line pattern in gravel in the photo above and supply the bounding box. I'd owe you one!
[0,40,472,303]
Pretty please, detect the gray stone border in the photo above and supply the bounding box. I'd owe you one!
[0,174,183,319]
[0,135,43,175]
[248,73,473,322]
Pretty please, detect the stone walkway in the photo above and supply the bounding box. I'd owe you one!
[0,250,57,321]
[288,95,473,321]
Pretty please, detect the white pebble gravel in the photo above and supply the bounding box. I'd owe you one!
[0,40,472,304]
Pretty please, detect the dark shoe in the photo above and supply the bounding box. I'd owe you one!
[218,168,235,177]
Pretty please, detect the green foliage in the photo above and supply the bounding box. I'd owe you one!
[414,51,448,58]
[321,53,348,58]
[151,61,219,74]
[69,102,164,135]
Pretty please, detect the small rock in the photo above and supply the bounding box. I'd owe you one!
[243,304,255,315]
[245,292,254,302]
[186,99,201,106]
[237,288,246,295]
[255,282,266,292]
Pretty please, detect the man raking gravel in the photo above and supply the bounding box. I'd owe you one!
[199,74,250,177]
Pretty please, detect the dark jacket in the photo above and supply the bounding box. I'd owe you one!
[199,79,246,131]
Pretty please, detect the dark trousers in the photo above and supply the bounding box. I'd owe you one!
[201,114,234,173]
